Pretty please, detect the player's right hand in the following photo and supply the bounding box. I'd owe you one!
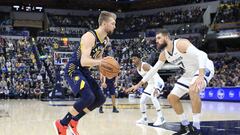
[101,83,107,88]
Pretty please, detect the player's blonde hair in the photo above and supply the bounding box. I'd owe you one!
[98,11,117,26]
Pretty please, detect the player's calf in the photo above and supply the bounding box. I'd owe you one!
[167,94,182,113]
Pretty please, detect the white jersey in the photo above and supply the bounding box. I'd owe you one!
[164,39,214,77]
[137,62,164,85]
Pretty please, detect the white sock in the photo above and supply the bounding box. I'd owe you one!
[142,112,147,118]
[193,113,201,129]
[157,110,163,118]
[151,96,161,110]
[151,96,163,118]
[178,113,189,126]
[140,94,148,113]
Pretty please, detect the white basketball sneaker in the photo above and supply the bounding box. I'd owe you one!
[153,117,165,126]
[136,117,148,125]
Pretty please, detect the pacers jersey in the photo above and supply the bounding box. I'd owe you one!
[66,30,108,76]
[164,39,214,76]
[106,77,115,85]
[137,62,164,85]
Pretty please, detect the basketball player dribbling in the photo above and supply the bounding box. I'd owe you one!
[54,11,117,135]
[128,29,214,135]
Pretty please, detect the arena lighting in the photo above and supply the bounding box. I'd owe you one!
[217,30,240,39]
[13,5,20,10]
[36,7,43,12]
[217,33,240,39]
[12,5,44,12]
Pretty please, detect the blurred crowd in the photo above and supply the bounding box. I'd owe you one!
[209,55,240,87]
[0,37,81,99]
[46,6,205,36]
[49,15,97,29]
[119,7,205,33]
[1,35,239,99]
[0,37,46,99]
[215,1,240,23]
[38,29,86,38]
[0,12,11,26]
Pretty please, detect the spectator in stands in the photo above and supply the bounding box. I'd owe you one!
[37,74,43,82]
[216,1,240,23]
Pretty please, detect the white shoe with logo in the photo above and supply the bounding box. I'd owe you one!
[136,117,148,125]
[153,117,165,126]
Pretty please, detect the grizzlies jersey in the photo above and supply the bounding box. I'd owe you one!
[66,30,108,76]
[164,39,214,76]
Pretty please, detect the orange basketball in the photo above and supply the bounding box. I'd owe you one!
[100,56,120,79]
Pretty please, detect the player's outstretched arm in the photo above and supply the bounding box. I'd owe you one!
[80,32,102,67]
[141,51,166,84]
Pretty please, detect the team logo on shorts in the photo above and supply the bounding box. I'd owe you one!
[74,76,80,81]
[217,89,225,99]
[229,90,235,98]
[208,90,214,97]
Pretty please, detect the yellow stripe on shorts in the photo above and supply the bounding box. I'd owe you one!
[80,80,85,90]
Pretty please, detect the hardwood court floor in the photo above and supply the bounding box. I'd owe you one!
[0,98,240,135]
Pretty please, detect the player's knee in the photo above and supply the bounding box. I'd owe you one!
[167,94,179,104]
[189,86,198,97]
[95,94,106,107]
[87,93,96,105]
[150,95,157,101]
[167,94,172,102]
[189,92,201,102]
[83,92,96,106]
[73,95,95,113]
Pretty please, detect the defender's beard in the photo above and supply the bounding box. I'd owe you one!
[157,41,167,50]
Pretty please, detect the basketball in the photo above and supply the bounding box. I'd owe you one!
[100,56,120,78]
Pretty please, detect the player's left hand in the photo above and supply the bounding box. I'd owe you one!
[153,88,160,97]
[132,83,141,92]
[114,82,117,87]
[193,76,205,92]
[124,84,139,93]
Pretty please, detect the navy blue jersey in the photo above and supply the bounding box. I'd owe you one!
[66,30,108,76]
[106,77,115,85]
